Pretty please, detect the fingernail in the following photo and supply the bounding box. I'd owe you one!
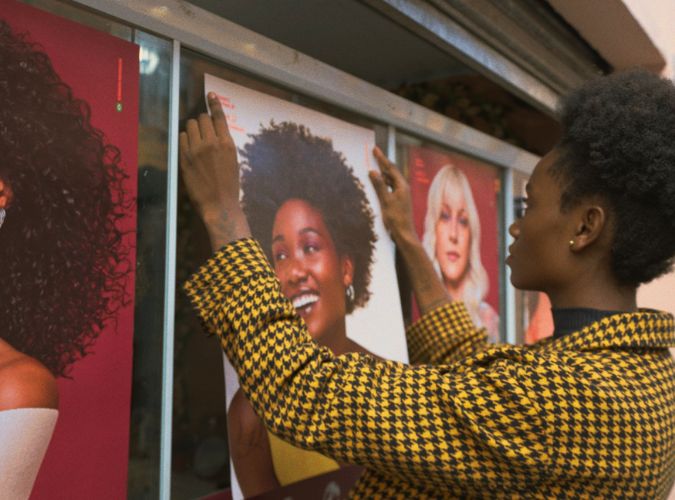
[208,92,217,100]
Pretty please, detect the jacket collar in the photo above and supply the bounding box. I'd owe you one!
[541,309,675,351]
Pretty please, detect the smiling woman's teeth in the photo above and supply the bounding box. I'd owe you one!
[293,293,319,309]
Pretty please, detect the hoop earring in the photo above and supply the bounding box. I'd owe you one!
[0,208,5,230]
[346,284,355,304]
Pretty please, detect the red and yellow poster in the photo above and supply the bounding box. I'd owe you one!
[408,146,501,341]
[0,1,138,498]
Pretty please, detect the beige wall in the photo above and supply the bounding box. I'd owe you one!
[623,0,675,77]
[624,1,675,323]
[624,6,675,498]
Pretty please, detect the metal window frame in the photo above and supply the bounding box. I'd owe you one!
[73,0,540,175]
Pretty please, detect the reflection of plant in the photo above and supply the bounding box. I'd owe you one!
[395,80,522,148]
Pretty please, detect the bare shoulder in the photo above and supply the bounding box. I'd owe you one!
[228,388,264,438]
[0,348,58,411]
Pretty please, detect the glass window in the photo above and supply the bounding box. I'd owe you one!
[128,30,172,500]
[175,48,390,499]
[511,170,553,345]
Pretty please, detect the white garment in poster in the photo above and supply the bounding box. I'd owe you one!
[0,408,58,500]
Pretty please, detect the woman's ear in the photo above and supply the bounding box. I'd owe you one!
[570,203,607,252]
[341,255,354,287]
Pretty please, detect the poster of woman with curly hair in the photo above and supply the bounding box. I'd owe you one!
[204,74,407,500]
[0,2,138,498]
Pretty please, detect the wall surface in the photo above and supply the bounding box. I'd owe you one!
[624,0,675,319]
[625,4,675,498]
[624,0,675,77]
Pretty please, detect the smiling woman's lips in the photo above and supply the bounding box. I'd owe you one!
[291,292,319,310]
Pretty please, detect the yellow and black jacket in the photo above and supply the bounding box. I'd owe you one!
[185,239,675,499]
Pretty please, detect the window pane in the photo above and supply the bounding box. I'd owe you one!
[511,170,553,345]
[128,29,172,500]
[175,48,391,499]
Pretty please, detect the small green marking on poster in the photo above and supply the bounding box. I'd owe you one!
[116,102,123,112]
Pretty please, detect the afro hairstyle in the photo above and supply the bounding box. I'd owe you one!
[553,68,675,287]
[239,121,377,313]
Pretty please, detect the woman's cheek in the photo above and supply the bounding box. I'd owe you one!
[274,263,290,291]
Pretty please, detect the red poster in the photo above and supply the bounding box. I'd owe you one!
[0,1,138,498]
[408,146,501,341]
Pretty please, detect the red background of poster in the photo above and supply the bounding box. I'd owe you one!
[2,2,139,498]
[408,146,500,311]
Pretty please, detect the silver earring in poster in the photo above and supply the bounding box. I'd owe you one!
[346,284,355,305]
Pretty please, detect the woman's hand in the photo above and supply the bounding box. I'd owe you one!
[179,93,250,250]
[369,147,416,243]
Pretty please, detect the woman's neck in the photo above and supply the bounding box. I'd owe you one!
[547,275,637,312]
[318,322,351,356]
[444,278,467,303]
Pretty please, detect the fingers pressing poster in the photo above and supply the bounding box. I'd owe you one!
[204,74,408,500]
[0,2,138,499]
[407,146,501,342]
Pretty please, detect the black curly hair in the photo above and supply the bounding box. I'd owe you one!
[0,20,130,377]
[240,122,377,312]
[552,68,675,287]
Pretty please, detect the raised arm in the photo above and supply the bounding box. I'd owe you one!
[178,92,250,250]
[184,239,552,493]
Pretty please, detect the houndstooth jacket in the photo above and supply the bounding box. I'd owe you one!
[185,238,675,499]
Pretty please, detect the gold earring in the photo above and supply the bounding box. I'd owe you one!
[569,239,575,248]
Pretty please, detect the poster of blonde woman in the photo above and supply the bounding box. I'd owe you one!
[204,74,408,499]
[408,146,501,342]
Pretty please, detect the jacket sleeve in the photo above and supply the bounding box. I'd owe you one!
[184,238,553,492]
[405,302,491,365]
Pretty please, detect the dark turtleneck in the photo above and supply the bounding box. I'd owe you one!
[551,308,624,340]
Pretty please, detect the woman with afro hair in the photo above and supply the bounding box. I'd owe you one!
[226,121,378,496]
[182,68,675,497]
[0,19,128,497]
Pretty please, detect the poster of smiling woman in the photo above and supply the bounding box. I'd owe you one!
[204,74,408,499]
[0,1,138,498]
[407,146,501,342]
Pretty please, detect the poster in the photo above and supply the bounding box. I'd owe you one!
[408,146,501,342]
[204,74,408,499]
[0,1,138,498]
